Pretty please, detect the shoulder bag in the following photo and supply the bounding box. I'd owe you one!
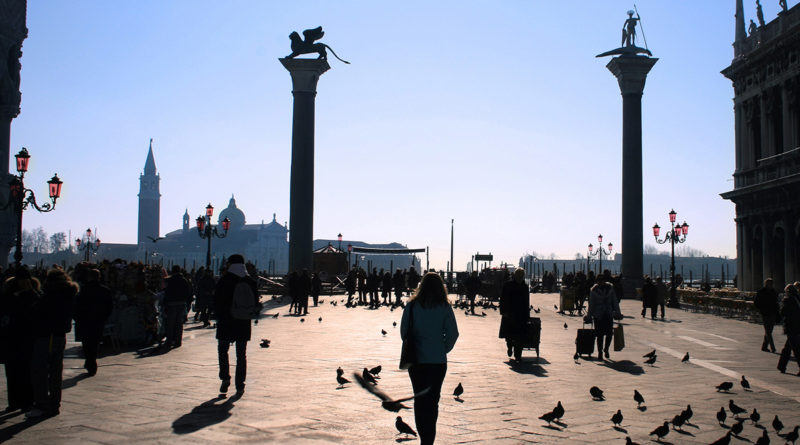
[399,301,417,370]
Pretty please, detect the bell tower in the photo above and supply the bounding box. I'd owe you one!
[138,138,160,244]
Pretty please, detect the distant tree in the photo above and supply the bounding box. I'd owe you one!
[575,252,585,260]
[643,244,659,255]
[50,232,67,252]
[548,253,557,260]
[21,229,33,253]
[677,245,706,258]
[31,227,50,253]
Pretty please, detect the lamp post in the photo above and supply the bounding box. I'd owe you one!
[587,234,613,274]
[196,203,230,270]
[653,209,689,308]
[4,148,63,268]
[75,228,100,262]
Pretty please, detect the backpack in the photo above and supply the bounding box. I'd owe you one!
[231,279,260,320]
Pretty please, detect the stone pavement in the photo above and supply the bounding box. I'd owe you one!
[1,292,800,444]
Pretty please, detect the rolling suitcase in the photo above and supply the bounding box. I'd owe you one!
[518,317,541,358]
[575,322,595,357]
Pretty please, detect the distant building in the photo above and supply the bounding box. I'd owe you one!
[137,139,160,245]
[721,0,800,290]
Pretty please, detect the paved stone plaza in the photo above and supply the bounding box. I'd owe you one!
[1,293,799,444]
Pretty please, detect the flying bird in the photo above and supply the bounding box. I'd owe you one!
[146,236,165,243]
[729,400,746,417]
[643,349,656,358]
[644,355,657,366]
[362,368,378,385]
[369,365,382,377]
[750,408,760,425]
[649,421,670,441]
[710,431,732,445]
[395,416,417,438]
[590,386,604,400]
[741,375,751,391]
[716,381,734,392]
[453,382,464,399]
[755,429,770,445]
[731,418,744,436]
[772,415,783,433]
[634,389,645,407]
[611,409,623,427]
[682,352,690,362]
[353,372,427,412]
[717,407,727,425]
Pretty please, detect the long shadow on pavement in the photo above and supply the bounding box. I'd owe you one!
[507,359,549,377]
[172,393,242,434]
[0,413,49,442]
[597,360,645,375]
[61,372,91,390]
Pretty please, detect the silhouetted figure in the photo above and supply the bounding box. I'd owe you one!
[298,269,311,315]
[0,267,39,412]
[381,270,392,306]
[214,254,258,395]
[621,10,640,47]
[777,283,800,375]
[345,269,356,306]
[287,271,299,314]
[163,266,193,349]
[27,267,78,418]
[655,277,668,319]
[584,274,622,360]
[74,269,112,376]
[357,268,367,305]
[311,272,322,307]
[641,276,657,318]
[400,272,459,445]
[392,269,405,306]
[194,268,215,327]
[499,269,530,362]
[368,268,380,308]
[754,278,779,353]
[465,271,481,315]
[406,266,420,294]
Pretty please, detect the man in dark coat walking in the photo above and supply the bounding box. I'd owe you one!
[499,269,530,362]
[214,254,258,395]
[755,278,780,353]
[74,269,112,376]
[778,284,800,375]
[163,266,193,349]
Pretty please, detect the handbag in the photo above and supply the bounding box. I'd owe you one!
[613,323,625,351]
[399,302,417,370]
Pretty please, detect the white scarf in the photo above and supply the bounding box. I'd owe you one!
[228,263,247,278]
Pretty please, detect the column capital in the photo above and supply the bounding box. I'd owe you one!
[606,56,658,95]
[279,58,330,93]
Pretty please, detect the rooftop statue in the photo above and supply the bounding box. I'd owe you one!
[596,9,652,58]
[285,26,350,64]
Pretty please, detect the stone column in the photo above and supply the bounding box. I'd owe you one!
[280,58,330,274]
[606,55,657,298]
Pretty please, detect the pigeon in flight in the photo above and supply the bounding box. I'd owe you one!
[682,352,690,362]
[729,400,746,417]
[395,416,417,438]
[453,382,464,400]
[590,386,604,400]
[649,421,669,441]
[709,431,732,445]
[147,236,165,243]
[644,355,657,366]
[362,368,378,385]
[716,381,734,392]
[741,375,751,391]
[717,407,727,425]
[643,349,656,358]
[634,390,645,407]
[353,372,428,412]
[611,409,623,427]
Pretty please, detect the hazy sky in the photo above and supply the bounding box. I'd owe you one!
[13,1,780,270]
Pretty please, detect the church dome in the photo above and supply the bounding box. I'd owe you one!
[218,195,246,230]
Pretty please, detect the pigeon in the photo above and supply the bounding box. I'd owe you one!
[731,418,745,436]
[533,307,541,314]
[750,408,760,425]
[554,304,558,310]
[538,410,558,425]
[272,313,279,319]
[682,352,690,362]
[785,426,799,445]
[300,318,305,323]
[644,355,657,366]
[717,407,727,425]
[369,365,382,377]
[634,390,645,407]
[681,404,693,424]
[741,375,751,391]
[393,321,397,327]
[318,316,322,323]
[481,311,487,317]
[643,349,657,358]
[336,373,351,388]
[353,372,427,412]
[710,431,733,445]
[453,382,464,399]
[611,409,623,427]
[671,413,685,430]
[590,386,604,400]
[755,429,770,445]
[381,329,387,336]
[729,400,746,417]
[552,401,564,420]
[625,437,641,445]
[395,416,417,437]
[362,368,378,385]
[564,323,568,329]
[649,421,669,441]
[716,381,734,392]
[260,338,271,347]
[772,415,783,433]
[336,366,344,376]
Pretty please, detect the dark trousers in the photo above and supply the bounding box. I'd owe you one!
[218,340,247,390]
[505,338,522,361]
[408,364,447,445]
[467,293,476,314]
[82,336,101,375]
[164,304,185,347]
[31,334,66,412]
[762,316,776,351]
[778,333,800,372]
[3,341,33,410]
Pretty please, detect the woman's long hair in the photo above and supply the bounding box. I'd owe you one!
[410,272,449,308]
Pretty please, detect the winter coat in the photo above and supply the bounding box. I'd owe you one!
[400,301,459,364]
[74,282,113,341]
[163,274,193,307]
[33,278,78,338]
[586,283,621,321]
[214,272,258,342]
[781,292,800,336]
[499,280,530,338]
[642,281,657,307]
[754,286,780,319]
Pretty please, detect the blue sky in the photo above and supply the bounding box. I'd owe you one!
[13,1,779,269]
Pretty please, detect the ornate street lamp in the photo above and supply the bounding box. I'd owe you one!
[653,209,689,308]
[587,234,613,273]
[75,228,101,262]
[196,203,230,270]
[4,148,63,268]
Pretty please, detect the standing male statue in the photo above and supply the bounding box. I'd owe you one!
[756,0,766,26]
[621,10,639,47]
